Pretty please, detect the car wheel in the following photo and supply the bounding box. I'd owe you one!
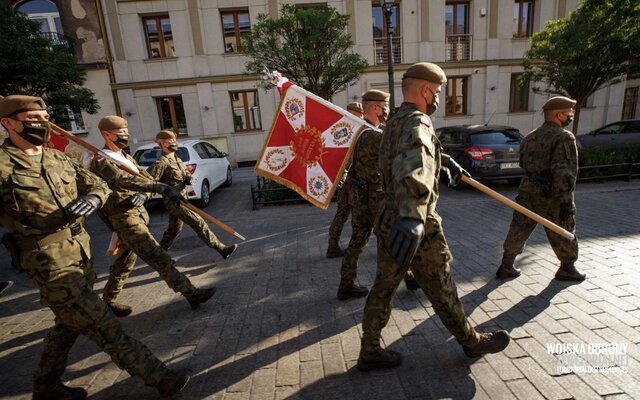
[507,177,522,186]
[224,167,232,187]
[195,180,210,207]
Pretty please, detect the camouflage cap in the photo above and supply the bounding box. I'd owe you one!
[0,95,47,118]
[98,115,128,132]
[155,130,176,141]
[346,102,363,114]
[362,89,390,102]
[402,62,447,84]
[542,96,576,111]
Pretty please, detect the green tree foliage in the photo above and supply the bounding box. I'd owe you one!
[0,4,98,124]
[522,0,640,133]
[244,4,368,100]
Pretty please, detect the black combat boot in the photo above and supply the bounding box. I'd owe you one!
[218,244,237,260]
[357,348,403,371]
[462,330,511,358]
[32,383,87,400]
[496,254,520,279]
[187,287,216,309]
[155,369,190,397]
[404,272,419,291]
[106,302,132,317]
[554,262,586,282]
[326,245,345,258]
[337,281,368,300]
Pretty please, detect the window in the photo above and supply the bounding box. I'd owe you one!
[156,96,187,135]
[445,1,471,61]
[220,9,250,53]
[143,15,174,58]
[202,142,223,157]
[513,0,534,38]
[372,2,401,64]
[193,143,211,159]
[18,0,63,34]
[230,90,261,132]
[445,77,468,115]
[510,74,530,112]
[55,108,86,134]
[622,87,639,120]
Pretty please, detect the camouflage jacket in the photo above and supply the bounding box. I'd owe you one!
[90,150,165,216]
[350,119,383,190]
[146,152,190,189]
[519,121,578,197]
[376,103,442,235]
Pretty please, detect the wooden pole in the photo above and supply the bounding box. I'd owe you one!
[461,175,575,241]
[51,123,245,241]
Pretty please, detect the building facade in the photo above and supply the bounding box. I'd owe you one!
[5,0,639,166]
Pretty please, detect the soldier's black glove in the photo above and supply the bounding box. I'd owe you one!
[163,185,185,205]
[66,195,102,217]
[183,175,193,186]
[444,156,470,187]
[559,202,574,221]
[130,193,148,207]
[386,217,425,267]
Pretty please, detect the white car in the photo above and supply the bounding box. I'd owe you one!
[133,139,232,207]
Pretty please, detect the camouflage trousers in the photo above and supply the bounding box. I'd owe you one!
[502,193,578,262]
[340,190,381,282]
[20,231,170,391]
[102,207,196,303]
[361,220,480,353]
[159,195,224,251]
[327,187,351,248]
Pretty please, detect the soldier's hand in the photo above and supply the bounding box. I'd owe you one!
[445,157,470,187]
[386,218,424,267]
[559,202,574,221]
[183,175,193,186]
[163,185,185,205]
[130,193,148,207]
[66,195,102,217]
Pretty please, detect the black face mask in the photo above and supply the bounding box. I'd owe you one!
[112,134,130,149]
[12,119,51,145]
[167,143,178,151]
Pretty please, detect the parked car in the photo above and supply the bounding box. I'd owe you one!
[133,139,232,207]
[576,119,640,151]
[435,124,524,189]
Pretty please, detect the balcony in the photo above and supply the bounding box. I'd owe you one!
[35,31,74,55]
[374,36,402,65]
[445,34,472,62]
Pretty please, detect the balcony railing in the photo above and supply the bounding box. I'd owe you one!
[374,36,402,65]
[35,31,74,55]
[445,34,472,62]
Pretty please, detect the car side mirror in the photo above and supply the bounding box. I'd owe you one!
[220,152,228,158]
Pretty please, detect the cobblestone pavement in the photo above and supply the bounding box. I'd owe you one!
[1,168,639,399]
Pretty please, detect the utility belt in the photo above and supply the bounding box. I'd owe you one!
[15,223,83,252]
[350,178,382,191]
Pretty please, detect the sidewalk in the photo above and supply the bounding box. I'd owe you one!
[0,169,639,399]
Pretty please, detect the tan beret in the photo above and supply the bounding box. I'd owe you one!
[0,95,47,118]
[98,115,128,132]
[155,130,176,141]
[362,90,390,102]
[542,96,576,111]
[346,102,363,114]
[402,62,447,84]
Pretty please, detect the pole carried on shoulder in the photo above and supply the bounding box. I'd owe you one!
[50,123,246,241]
[460,175,575,241]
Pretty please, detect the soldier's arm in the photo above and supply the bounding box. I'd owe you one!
[71,157,112,205]
[550,132,578,195]
[90,157,167,194]
[145,157,166,181]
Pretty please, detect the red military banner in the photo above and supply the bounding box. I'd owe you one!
[255,82,369,209]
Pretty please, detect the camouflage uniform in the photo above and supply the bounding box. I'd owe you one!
[146,153,225,251]
[0,141,172,391]
[361,103,481,353]
[502,121,579,261]
[90,153,196,304]
[327,167,352,250]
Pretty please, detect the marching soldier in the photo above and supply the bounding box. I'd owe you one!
[90,116,215,317]
[358,63,510,371]
[146,130,237,257]
[496,96,585,281]
[0,95,187,398]
[346,101,364,118]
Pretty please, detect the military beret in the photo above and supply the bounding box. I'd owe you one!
[0,95,47,118]
[155,130,176,141]
[346,102,363,114]
[98,115,128,131]
[542,96,576,111]
[362,90,390,102]
[402,62,447,84]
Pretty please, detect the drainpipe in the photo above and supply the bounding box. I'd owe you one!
[95,0,121,115]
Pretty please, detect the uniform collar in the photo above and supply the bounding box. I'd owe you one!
[1,138,44,169]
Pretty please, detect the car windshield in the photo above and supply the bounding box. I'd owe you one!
[133,147,190,166]
[469,131,521,145]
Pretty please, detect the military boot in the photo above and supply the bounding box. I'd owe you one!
[496,254,520,279]
[357,348,403,371]
[32,383,87,400]
[155,369,190,396]
[187,287,216,309]
[326,245,345,258]
[218,244,237,260]
[106,302,132,317]
[462,330,511,358]
[337,281,368,300]
[404,272,419,291]
[555,262,586,282]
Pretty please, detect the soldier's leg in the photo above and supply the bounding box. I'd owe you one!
[340,205,374,283]
[159,210,184,250]
[102,246,137,303]
[543,200,584,281]
[501,194,538,258]
[327,188,350,256]
[168,200,225,250]
[33,321,80,392]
